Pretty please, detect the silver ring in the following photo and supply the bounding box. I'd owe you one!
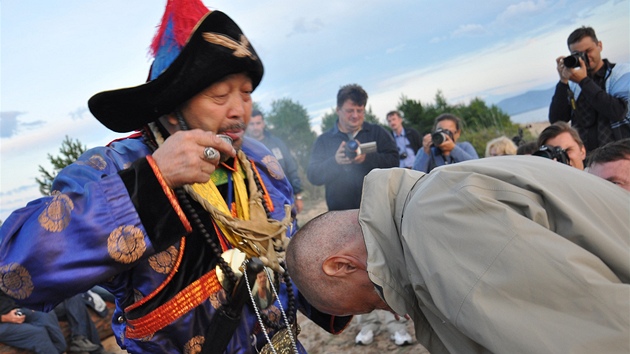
[203,147,219,161]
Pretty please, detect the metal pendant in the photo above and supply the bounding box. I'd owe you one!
[216,249,247,290]
[259,323,301,354]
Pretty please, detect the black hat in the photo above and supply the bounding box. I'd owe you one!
[88,11,264,133]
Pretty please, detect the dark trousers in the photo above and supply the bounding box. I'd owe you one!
[54,293,101,346]
[0,309,66,354]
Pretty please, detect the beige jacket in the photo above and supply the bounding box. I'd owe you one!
[360,156,629,354]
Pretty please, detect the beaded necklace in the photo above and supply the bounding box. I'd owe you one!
[142,119,298,352]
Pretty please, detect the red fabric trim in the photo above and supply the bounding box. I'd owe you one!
[146,155,192,233]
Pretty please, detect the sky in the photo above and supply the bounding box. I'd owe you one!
[1,0,629,221]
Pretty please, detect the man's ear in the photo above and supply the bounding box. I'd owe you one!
[322,255,362,277]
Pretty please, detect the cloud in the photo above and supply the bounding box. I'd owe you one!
[0,111,44,138]
[21,120,46,128]
[288,17,325,37]
[430,36,448,44]
[0,184,38,197]
[451,24,489,38]
[496,0,549,23]
[69,106,89,120]
[0,111,22,137]
[386,44,406,54]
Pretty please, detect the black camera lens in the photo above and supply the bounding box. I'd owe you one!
[431,128,452,146]
[399,152,408,159]
[533,145,570,165]
[563,52,588,68]
[563,55,580,68]
[344,140,359,159]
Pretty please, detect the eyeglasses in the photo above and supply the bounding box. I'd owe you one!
[342,108,365,115]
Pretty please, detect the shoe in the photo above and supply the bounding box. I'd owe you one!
[390,329,413,346]
[69,336,100,352]
[355,328,374,345]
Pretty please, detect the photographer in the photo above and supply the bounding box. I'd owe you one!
[413,113,478,173]
[549,26,630,153]
[386,110,421,168]
[307,84,399,211]
[536,122,587,170]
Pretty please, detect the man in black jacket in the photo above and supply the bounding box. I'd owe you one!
[307,84,399,211]
[386,110,421,168]
[548,26,630,152]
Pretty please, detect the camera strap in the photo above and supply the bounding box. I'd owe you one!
[567,88,576,111]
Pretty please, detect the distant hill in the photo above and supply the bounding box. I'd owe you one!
[496,87,555,116]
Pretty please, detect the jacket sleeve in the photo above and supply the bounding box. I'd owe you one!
[407,158,630,353]
[413,149,431,173]
[451,142,479,163]
[307,135,342,186]
[0,291,18,317]
[549,81,572,124]
[0,146,189,310]
[579,76,629,124]
[407,128,422,154]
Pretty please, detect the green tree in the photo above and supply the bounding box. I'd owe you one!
[266,98,317,171]
[320,109,337,133]
[398,95,428,133]
[266,98,322,199]
[36,135,87,196]
[252,101,263,114]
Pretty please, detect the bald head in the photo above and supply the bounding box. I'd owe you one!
[287,210,389,315]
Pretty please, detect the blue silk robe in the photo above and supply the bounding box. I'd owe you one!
[0,135,347,353]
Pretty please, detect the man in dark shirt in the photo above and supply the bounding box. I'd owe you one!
[247,110,304,212]
[549,26,630,152]
[307,84,398,211]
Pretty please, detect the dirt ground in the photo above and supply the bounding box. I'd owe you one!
[102,198,428,353]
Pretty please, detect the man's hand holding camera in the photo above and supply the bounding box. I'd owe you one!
[335,140,366,165]
[556,54,588,84]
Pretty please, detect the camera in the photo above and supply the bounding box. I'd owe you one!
[563,51,589,68]
[431,128,454,146]
[532,145,570,165]
[344,140,377,159]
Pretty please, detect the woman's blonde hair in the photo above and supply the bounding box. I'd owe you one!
[485,136,517,157]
